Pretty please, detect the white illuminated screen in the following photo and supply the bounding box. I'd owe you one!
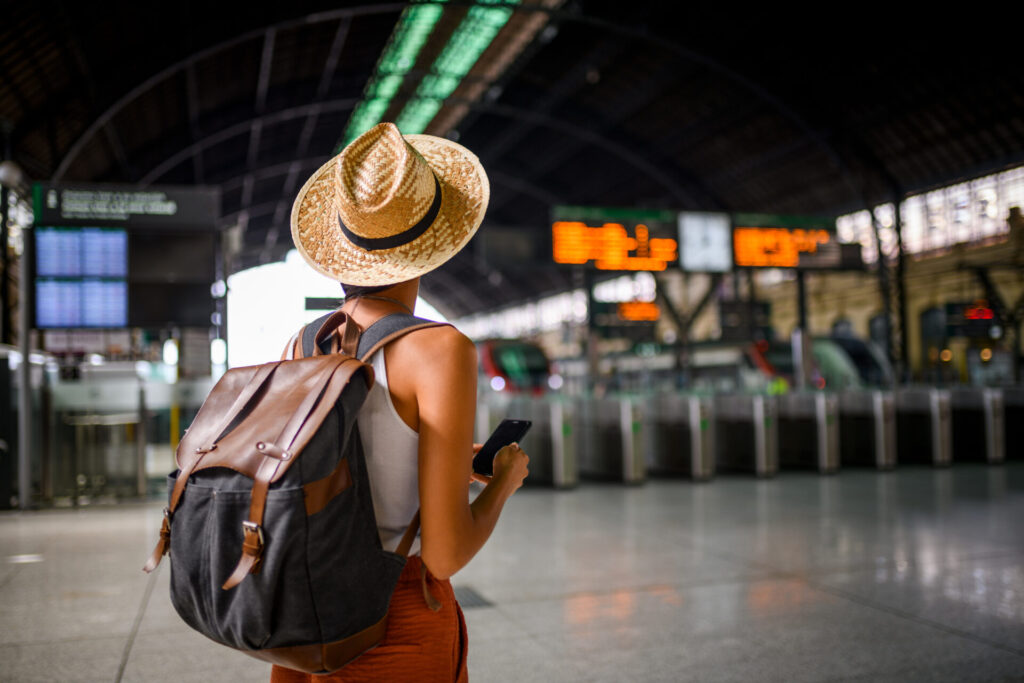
[227,250,447,368]
[678,211,733,273]
[35,227,128,328]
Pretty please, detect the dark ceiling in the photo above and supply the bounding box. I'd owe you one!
[3,1,1023,318]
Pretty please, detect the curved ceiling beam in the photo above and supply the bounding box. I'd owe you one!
[137,100,358,186]
[52,3,403,181]
[136,96,691,210]
[431,2,889,211]
[457,100,700,207]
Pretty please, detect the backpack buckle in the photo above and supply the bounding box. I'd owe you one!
[242,520,264,546]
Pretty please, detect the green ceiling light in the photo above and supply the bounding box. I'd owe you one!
[395,0,520,135]
[340,2,446,149]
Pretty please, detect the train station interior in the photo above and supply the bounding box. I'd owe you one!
[1,2,1022,681]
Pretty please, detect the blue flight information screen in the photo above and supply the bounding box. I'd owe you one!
[35,227,129,328]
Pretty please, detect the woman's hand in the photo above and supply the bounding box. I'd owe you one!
[468,443,529,488]
[491,443,529,493]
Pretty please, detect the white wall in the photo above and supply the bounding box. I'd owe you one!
[226,249,447,368]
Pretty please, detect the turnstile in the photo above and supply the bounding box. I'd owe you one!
[895,387,952,466]
[50,378,147,500]
[1005,387,1023,460]
[573,396,645,484]
[642,393,715,480]
[0,353,13,508]
[838,391,896,469]
[713,394,778,477]
[776,392,839,473]
[476,395,577,488]
[48,374,213,502]
[950,388,1004,464]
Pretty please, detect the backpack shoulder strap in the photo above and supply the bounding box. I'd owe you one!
[294,312,448,360]
[356,314,449,361]
[298,311,335,358]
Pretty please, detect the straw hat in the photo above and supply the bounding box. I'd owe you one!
[290,122,490,286]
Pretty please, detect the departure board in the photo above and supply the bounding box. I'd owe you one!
[35,227,128,328]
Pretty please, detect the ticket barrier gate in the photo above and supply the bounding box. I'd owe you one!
[713,394,778,477]
[49,372,212,502]
[776,392,840,473]
[838,391,896,469]
[476,395,577,488]
[895,388,952,466]
[950,388,1004,464]
[642,393,715,480]
[572,396,645,484]
[1005,387,1024,459]
[51,376,147,500]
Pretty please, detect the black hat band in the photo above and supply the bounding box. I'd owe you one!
[337,174,442,252]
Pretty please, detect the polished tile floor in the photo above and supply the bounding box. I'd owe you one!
[1,464,1023,682]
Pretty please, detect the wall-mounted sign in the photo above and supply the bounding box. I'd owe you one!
[552,222,678,271]
[34,183,220,230]
[678,211,732,272]
[946,300,1002,339]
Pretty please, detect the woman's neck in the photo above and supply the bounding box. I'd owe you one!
[342,279,419,323]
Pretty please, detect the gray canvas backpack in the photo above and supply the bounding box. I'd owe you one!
[143,310,444,673]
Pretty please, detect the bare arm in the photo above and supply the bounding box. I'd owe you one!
[411,328,528,579]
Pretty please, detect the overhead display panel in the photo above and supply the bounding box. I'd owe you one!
[731,213,860,269]
[678,211,732,272]
[551,206,678,271]
[32,182,221,331]
[35,227,129,329]
[34,184,219,230]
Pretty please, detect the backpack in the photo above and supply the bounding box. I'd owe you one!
[142,310,445,673]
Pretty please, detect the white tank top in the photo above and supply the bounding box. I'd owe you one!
[357,347,421,556]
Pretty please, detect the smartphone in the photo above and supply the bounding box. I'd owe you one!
[472,419,532,477]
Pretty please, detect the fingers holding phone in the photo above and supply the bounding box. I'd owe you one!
[492,442,529,492]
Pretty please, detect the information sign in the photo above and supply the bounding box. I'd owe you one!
[552,206,678,272]
[945,300,1001,338]
[733,227,834,268]
[32,182,221,330]
[34,183,220,230]
[553,221,677,271]
[35,227,129,328]
[730,213,861,270]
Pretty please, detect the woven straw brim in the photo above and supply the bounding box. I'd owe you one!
[290,135,489,286]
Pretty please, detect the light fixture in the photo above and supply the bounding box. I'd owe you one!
[340,2,447,148]
[396,0,520,134]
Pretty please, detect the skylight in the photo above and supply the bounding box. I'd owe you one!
[396,0,519,134]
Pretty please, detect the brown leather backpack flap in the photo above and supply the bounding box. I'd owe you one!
[176,355,373,482]
[175,363,270,472]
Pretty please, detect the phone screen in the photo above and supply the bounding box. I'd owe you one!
[472,419,532,476]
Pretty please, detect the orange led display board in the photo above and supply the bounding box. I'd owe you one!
[732,227,833,268]
[552,221,678,271]
[617,301,660,321]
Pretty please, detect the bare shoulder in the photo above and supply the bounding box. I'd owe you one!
[386,323,477,380]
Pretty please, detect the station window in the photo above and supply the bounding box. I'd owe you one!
[837,164,1022,263]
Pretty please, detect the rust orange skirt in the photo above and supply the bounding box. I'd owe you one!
[270,556,468,682]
